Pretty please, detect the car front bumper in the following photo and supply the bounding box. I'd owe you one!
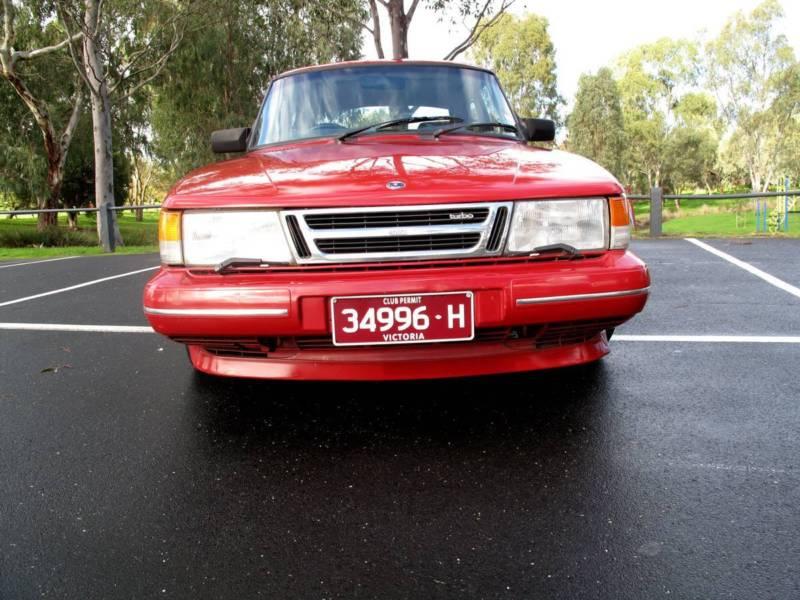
[143,250,649,380]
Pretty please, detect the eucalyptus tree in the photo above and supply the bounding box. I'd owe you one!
[614,38,700,192]
[56,0,191,249]
[706,0,799,192]
[150,0,365,177]
[0,0,83,228]
[566,68,625,178]
[470,12,562,123]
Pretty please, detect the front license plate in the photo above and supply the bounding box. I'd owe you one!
[331,292,475,347]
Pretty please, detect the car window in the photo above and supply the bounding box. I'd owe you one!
[253,65,517,146]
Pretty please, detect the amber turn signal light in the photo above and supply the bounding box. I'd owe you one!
[608,196,632,249]
[158,210,183,264]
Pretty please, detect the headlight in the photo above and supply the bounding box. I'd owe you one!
[507,198,608,253]
[177,210,292,267]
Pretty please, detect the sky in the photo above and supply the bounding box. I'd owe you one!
[361,0,800,106]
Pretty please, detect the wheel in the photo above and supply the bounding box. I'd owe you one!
[605,327,615,341]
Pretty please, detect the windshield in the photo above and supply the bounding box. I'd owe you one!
[252,65,518,146]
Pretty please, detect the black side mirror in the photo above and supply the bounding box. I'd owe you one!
[520,118,555,142]
[211,127,251,153]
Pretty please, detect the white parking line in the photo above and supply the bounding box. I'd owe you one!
[0,266,159,309]
[685,238,800,300]
[0,256,78,269]
[615,334,800,343]
[0,322,154,333]
[0,322,799,344]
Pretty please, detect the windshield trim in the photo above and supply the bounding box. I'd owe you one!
[248,64,526,150]
[272,60,497,82]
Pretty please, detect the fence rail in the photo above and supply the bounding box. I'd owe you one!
[1,204,163,252]
[3,190,800,251]
[630,187,800,237]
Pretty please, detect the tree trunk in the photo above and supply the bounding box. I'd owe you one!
[388,0,408,59]
[83,0,122,249]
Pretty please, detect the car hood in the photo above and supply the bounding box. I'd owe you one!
[166,136,623,209]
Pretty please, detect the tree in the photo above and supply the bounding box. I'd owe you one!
[0,0,84,229]
[334,0,513,61]
[615,38,700,192]
[706,0,799,192]
[57,0,190,250]
[471,12,562,122]
[150,0,364,176]
[566,68,625,178]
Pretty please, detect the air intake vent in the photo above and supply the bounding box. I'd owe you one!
[315,233,481,255]
[304,208,490,230]
[281,202,512,264]
[285,215,311,258]
[486,206,508,251]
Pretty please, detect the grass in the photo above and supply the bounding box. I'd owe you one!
[632,199,800,239]
[2,200,799,260]
[0,211,158,259]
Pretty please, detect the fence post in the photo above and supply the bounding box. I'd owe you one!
[98,203,116,253]
[785,176,790,232]
[649,187,663,238]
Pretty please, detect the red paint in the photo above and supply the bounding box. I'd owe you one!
[144,60,650,380]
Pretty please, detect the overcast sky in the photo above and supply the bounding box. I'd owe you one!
[362,0,800,106]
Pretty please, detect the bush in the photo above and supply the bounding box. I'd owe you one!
[0,226,96,248]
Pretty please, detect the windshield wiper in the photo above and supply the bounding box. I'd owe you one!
[215,258,265,274]
[530,243,582,257]
[433,121,520,139]
[338,116,463,142]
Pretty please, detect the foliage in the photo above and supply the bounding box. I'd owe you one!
[471,13,562,123]
[566,68,625,178]
[705,0,799,192]
[150,0,364,177]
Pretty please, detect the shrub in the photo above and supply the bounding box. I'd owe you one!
[0,226,96,247]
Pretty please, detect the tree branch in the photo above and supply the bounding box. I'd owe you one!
[2,0,14,56]
[405,0,421,23]
[14,32,84,61]
[442,0,515,62]
[113,21,186,100]
[368,0,384,59]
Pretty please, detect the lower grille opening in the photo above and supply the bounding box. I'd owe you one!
[174,319,625,358]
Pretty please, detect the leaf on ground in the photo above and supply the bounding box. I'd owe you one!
[40,365,72,374]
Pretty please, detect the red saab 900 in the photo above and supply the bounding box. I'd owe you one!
[143,60,649,380]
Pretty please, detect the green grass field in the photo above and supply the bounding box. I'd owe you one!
[0,211,159,259]
[632,199,800,239]
[2,201,799,260]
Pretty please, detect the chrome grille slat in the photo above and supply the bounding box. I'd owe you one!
[281,202,512,264]
[304,208,490,229]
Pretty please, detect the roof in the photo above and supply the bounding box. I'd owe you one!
[274,59,495,80]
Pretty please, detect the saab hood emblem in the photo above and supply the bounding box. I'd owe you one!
[449,212,474,220]
[386,180,406,190]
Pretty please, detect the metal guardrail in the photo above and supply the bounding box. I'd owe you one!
[630,187,800,237]
[1,204,162,252]
[3,189,800,251]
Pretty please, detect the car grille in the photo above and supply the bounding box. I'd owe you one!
[304,207,490,229]
[315,233,481,254]
[281,202,511,264]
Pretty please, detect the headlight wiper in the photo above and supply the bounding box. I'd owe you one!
[215,258,265,274]
[338,116,463,142]
[530,243,583,257]
[433,121,520,139]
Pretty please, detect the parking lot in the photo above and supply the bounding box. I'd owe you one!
[1,238,799,599]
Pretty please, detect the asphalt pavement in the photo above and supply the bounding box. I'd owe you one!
[1,239,799,599]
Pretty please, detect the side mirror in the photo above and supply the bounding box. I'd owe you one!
[211,127,251,153]
[520,118,555,142]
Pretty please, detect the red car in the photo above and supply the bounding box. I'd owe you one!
[143,60,649,380]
